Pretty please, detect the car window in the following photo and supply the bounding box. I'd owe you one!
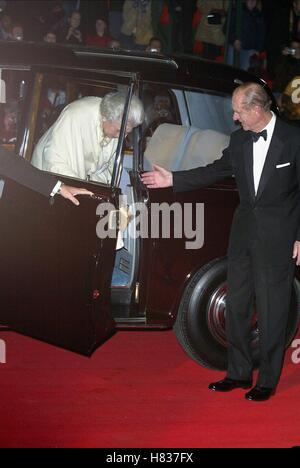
[143,87,233,172]
[30,73,129,186]
[184,90,236,136]
[0,68,29,153]
[141,83,181,141]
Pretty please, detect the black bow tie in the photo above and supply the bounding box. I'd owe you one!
[250,129,268,142]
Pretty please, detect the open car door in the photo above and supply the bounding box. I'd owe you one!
[0,178,118,356]
[0,80,135,356]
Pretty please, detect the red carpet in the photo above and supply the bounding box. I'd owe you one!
[0,328,299,448]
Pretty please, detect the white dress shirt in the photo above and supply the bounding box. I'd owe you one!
[253,111,277,195]
[50,180,62,197]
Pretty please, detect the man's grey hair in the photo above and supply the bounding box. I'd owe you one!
[234,82,272,112]
[100,91,144,127]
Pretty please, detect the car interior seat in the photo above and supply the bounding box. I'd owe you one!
[179,128,229,170]
[143,123,229,171]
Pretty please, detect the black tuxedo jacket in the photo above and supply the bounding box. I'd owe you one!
[0,146,56,197]
[173,118,300,266]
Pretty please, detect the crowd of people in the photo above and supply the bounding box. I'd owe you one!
[0,0,300,120]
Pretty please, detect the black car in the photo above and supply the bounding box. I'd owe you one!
[0,41,299,370]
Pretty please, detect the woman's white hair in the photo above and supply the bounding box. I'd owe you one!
[100,91,144,127]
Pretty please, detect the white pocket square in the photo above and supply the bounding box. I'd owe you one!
[276,163,291,168]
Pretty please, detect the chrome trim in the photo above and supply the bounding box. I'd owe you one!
[74,50,179,69]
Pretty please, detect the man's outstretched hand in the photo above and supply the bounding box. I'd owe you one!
[141,164,173,189]
[293,240,300,266]
[59,184,94,206]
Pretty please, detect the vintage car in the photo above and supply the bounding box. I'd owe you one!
[0,41,299,370]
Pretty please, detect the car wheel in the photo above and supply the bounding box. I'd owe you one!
[174,258,300,370]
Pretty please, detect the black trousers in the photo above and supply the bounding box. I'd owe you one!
[226,248,295,388]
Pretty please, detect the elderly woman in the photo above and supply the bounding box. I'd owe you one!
[31,91,144,184]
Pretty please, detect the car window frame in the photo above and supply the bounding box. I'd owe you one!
[0,65,32,156]
[19,66,139,190]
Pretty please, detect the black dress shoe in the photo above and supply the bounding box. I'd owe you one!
[208,378,252,392]
[245,386,275,401]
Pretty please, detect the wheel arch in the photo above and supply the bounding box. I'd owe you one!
[170,256,227,325]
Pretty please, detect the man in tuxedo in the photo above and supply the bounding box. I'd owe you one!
[141,82,300,401]
[0,146,93,205]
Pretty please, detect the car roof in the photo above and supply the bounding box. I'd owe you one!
[0,41,265,94]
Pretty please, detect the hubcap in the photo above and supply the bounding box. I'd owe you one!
[206,282,259,348]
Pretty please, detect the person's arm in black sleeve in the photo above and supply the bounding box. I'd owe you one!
[0,147,94,205]
[173,144,234,192]
[0,146,57,196]
[292,135,300,265]
[141,139,234,191]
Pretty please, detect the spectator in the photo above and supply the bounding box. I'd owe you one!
[151,1,195,55]
[108,0,123,41]
[290,0,300,42]
[263,0,292,78]
[226,0,266,71]
[170,0,197,54]
[62,0,80,18]
[281,74,300,125]
[194,0,229,61]
[0,0,6,13]
[144,92,176,135]
[146,36,163,53]
[0,100,18,144]
[86,17,112,48]
[60,10,82,44]
[79,0,108,39]
[283,39,300,59]
[108,38,122,50]
[0,13,11,40]
[10,23,24,42]
[151,1,173,54]
[247,50,272,87]
[121,0,153,50]
[36,1,66,37]
[43,31,57,43]
[37,80,66,135]
[273,40,300,94]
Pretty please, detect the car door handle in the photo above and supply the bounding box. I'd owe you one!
[137,172,149,204]
[49,192,109,206]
